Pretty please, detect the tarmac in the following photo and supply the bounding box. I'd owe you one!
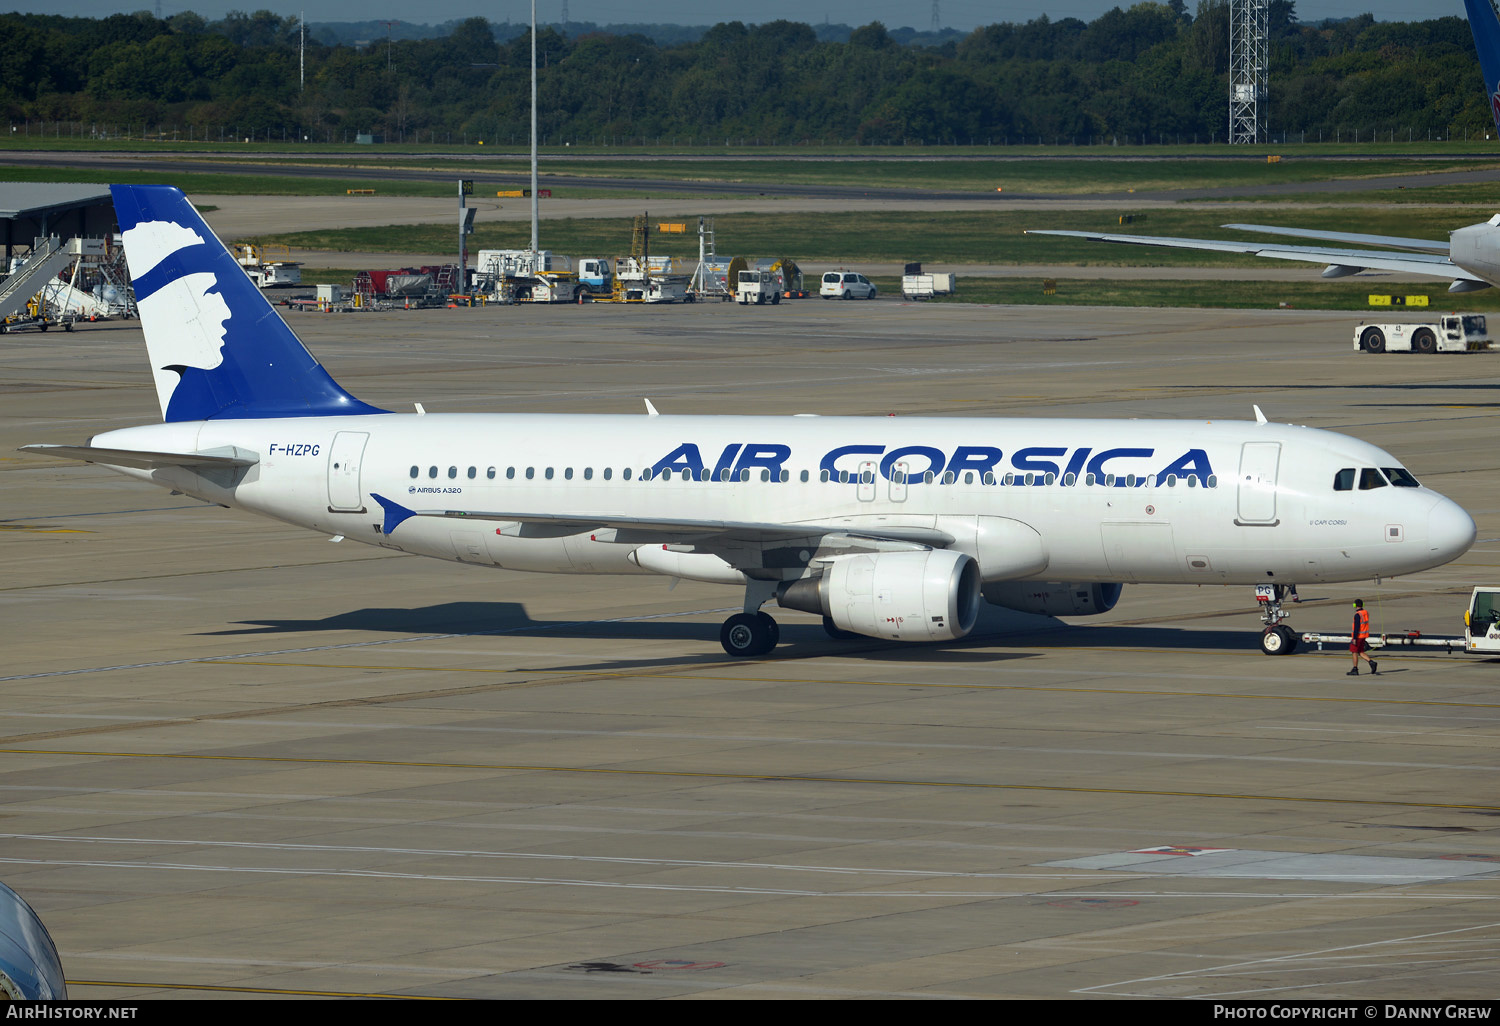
[5,297,1500,999]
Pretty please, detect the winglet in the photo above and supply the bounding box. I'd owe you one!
[1253,404,1268,424]
[371,493,417,536]
[644,398,660,416]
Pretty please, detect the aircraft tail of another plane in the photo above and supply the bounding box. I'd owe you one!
[110,184,386,423]
[1466,0,1500,134]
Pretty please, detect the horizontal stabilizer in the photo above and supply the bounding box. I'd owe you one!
[19,444,258,471]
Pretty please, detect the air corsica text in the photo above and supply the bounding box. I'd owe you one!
[648,442,1214,485]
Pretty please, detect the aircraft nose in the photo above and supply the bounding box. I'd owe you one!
[1427,495,1477,563]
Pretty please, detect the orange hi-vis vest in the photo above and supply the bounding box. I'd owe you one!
[1354,608,1370,640]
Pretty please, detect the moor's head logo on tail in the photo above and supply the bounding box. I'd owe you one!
[110,185,386,423]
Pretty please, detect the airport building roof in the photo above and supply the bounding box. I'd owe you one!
[0,183,117,257]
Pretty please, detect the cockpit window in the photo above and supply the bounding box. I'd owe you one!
[1358,468,1389,490]
[1333,468,1355,491]
[1382,467,1420,488]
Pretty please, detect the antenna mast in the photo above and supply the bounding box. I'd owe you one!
[1228,0,1268,143]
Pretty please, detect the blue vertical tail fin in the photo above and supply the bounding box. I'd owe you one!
[1465,0,1500,134]
[111,184,386,422]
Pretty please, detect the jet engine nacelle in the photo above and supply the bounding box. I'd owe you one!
[778,548,982,642]
[0,881,66,1000]
[982,581,1123,617]
[1450,217,1500,287]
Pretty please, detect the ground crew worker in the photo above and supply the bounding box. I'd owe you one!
[1348,598,1378,676]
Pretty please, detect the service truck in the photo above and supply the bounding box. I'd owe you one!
[1354,314,1494,353]
[1299,586,1500,655]
[736,269,781,305]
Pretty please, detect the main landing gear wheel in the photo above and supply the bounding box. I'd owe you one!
[721,612,779,657]
[1260,625,1298,656]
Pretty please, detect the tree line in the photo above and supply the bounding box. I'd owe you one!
[0,4,1492,146]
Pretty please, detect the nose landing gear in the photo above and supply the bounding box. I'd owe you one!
[1256,584,1299,655]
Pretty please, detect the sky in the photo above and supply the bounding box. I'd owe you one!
[0,1,1466,30]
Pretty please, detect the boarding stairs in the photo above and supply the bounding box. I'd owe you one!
[0,237,107,321]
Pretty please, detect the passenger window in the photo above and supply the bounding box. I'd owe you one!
[985,472,996,485]
[1382,467,1420,487]
[603,468,612,480]
[506,467,515,479]
[924,471,935,484]
[448,466,457,479]
[800,470,809,482]
[467,467,476,479]
[1359,468,1388,490]
[525,467,535,479]
[428,466,438,479]
[583,468,592,480]
[487,467,496,479]
[623,468,632,480]
[942,471,955,485]
[409,466,419,479]
[964,472,974,485]
[820,469,830,483]
[839,470,849,484]
[545,467,555,480]
[1333,468,1355,491]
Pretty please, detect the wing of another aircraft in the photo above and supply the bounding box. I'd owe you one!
[1022,228,1486,287]
[1220,224,1450,252]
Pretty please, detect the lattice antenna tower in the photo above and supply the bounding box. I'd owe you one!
[1228,0,1268,144]
[561,0,569,31]
[931,1,940,33]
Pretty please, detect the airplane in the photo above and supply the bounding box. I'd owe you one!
[20,185,1477,658]
[1025,0,1500,295]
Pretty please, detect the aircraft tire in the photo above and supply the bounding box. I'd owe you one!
[756,611,780,648]
[1260,625,1296,655]
[722,613,775,657]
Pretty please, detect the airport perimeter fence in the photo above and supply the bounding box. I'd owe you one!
[6,122,1500,148]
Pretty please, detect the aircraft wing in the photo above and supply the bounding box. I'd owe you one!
[371,493,953,548]
[18,444,259,471]
[1023,229,1484,283]
[1221,224,1450,252]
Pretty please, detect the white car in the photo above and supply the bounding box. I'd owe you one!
[820,271,877,300]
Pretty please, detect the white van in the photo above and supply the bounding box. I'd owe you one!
[820,270,877,300]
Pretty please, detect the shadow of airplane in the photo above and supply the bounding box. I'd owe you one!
[201,599,1280,671]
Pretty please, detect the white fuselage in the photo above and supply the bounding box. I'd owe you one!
[86,413,1474,588]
